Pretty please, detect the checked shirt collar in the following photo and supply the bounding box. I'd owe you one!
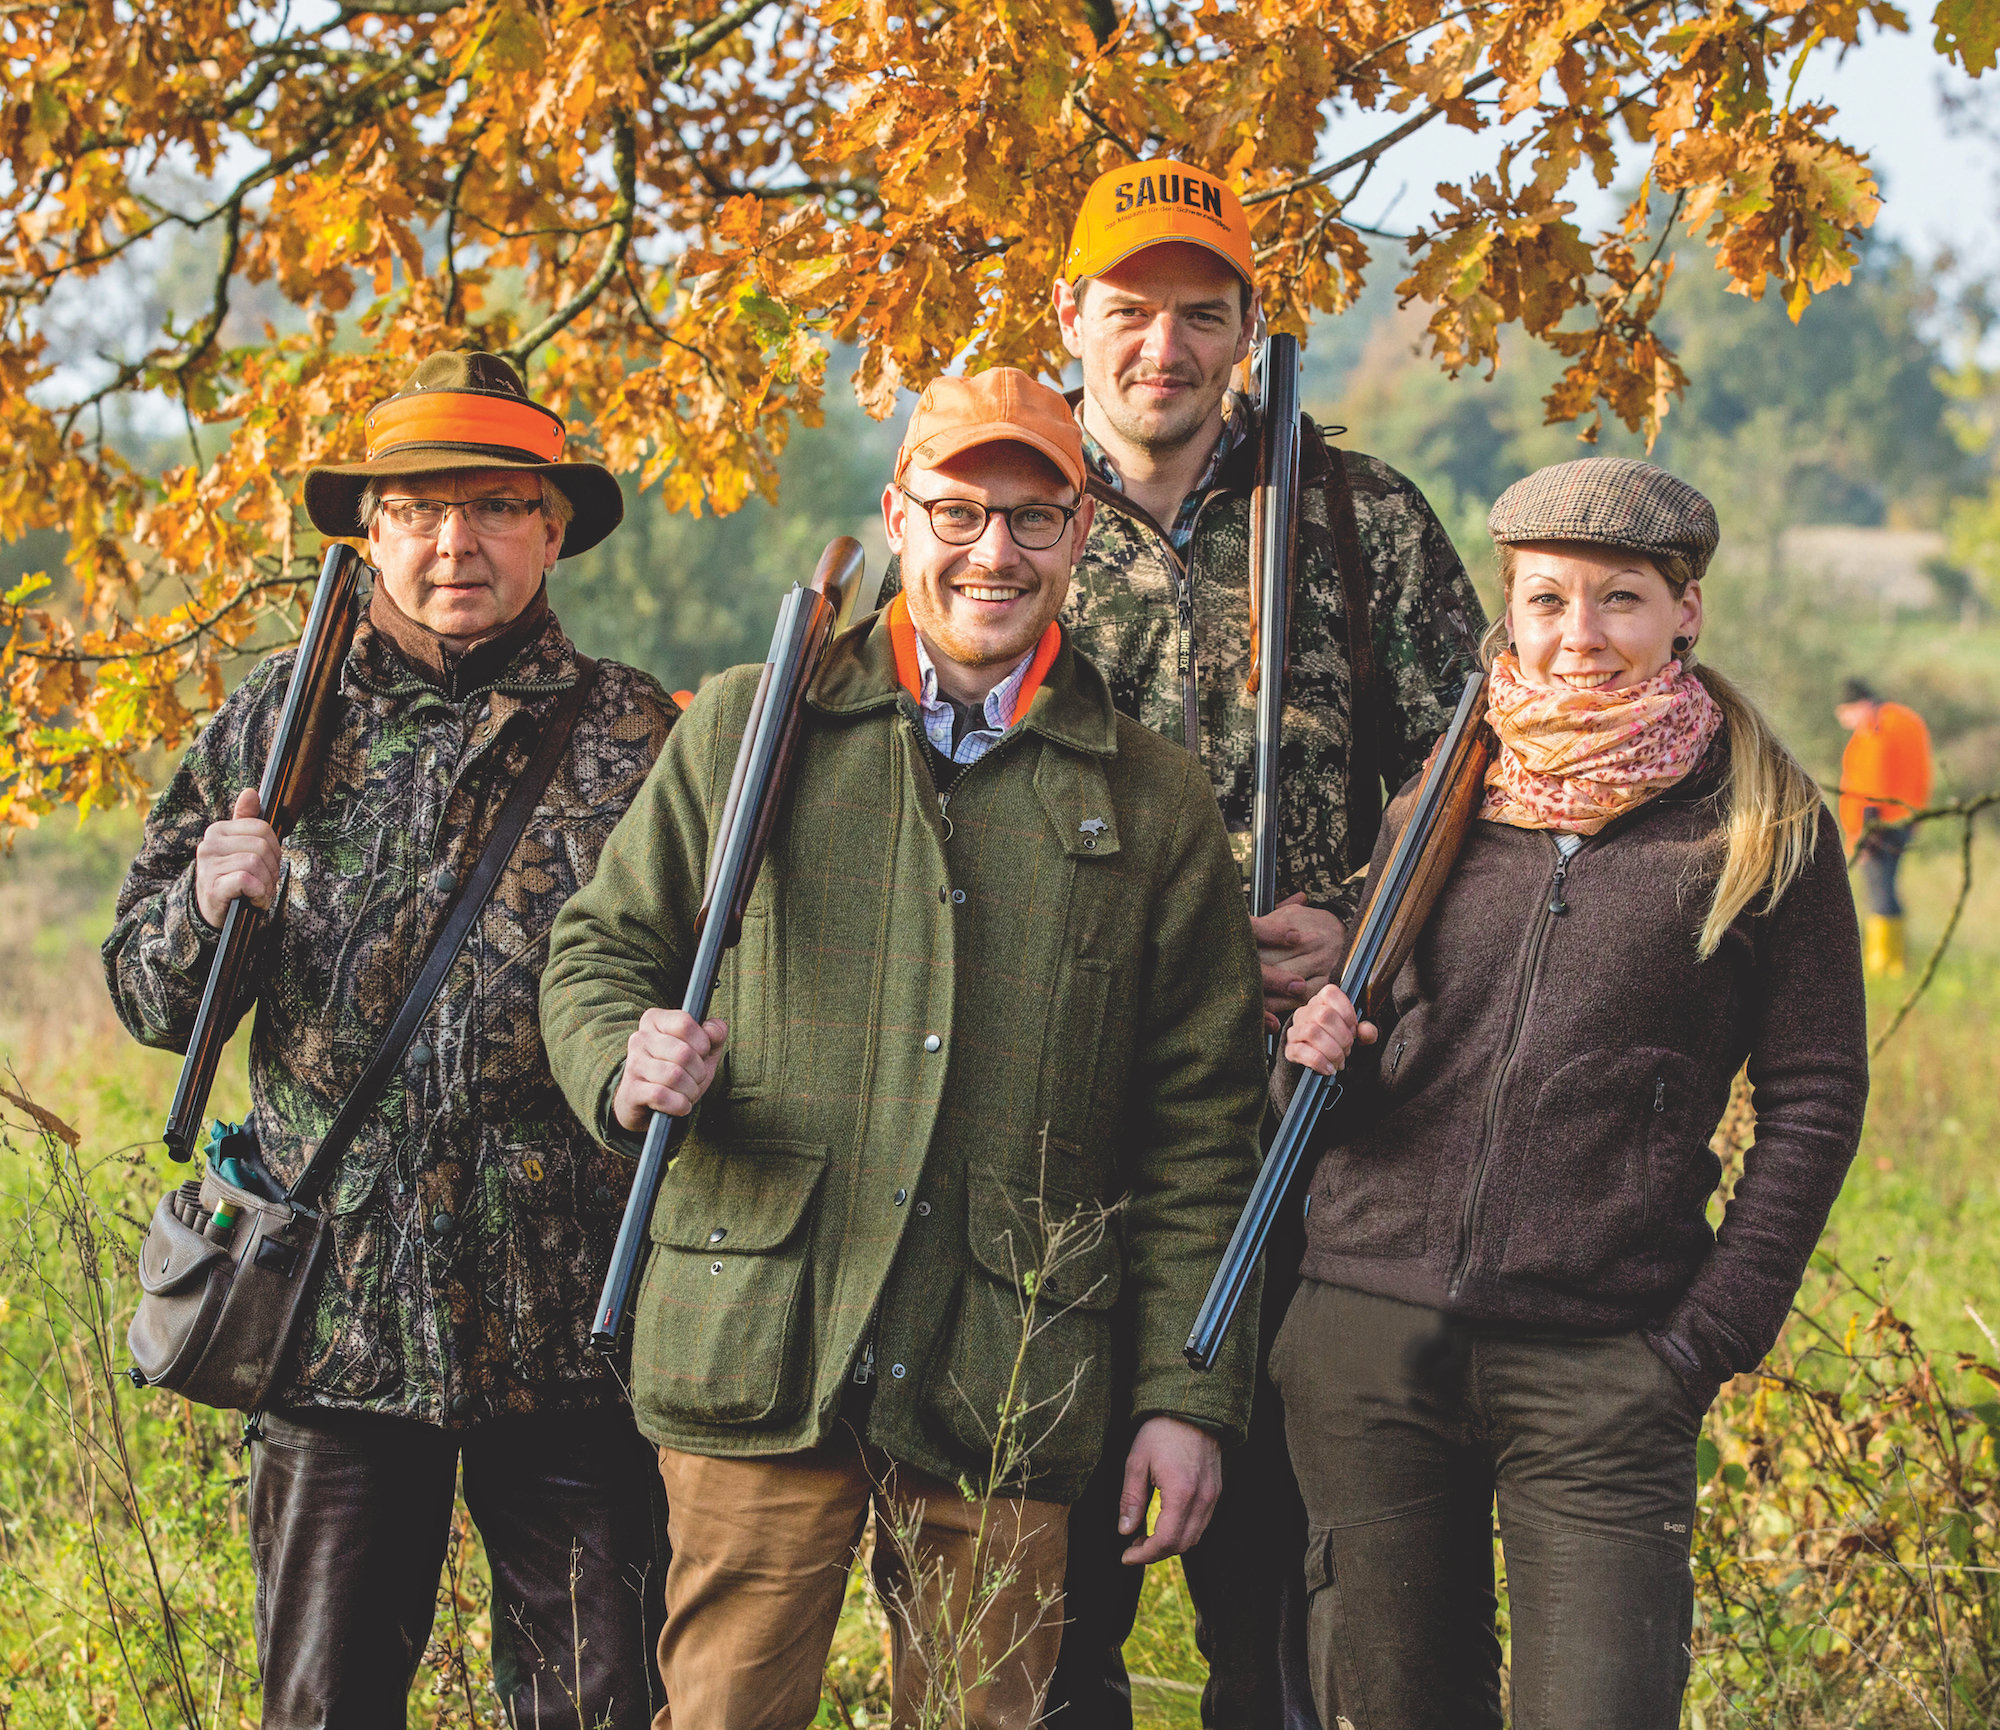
[909,629,1040,768]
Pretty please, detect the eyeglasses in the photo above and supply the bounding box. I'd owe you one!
[899,488,1080,552]
[379,496,546,535]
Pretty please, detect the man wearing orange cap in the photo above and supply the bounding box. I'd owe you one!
[1045,161,1488,1729]
[541,367,1268,1729]
[105,353,677,1725]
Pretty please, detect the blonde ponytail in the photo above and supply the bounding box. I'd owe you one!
[1684,662,1822,958]
[1487,545,1822,959]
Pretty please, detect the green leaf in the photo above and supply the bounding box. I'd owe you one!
[1936,0,2000,74]
[2,571,51,607]
[1722,1461,1748,1490]
[1698,1435,1721,1482]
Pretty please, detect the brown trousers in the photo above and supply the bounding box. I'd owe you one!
[653,1425,1068,1730]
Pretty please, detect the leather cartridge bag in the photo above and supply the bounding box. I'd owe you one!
[126,660,597,1412]
[130,1158,329,1411]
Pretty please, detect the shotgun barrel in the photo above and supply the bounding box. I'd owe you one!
[591,536,868,1354]
[162,543,368,1162]
[1248,332,1302,921]
[1184,668,1493,1370]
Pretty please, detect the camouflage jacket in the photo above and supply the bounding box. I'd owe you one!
[104,609,675,1426]
[885,412,1486,914]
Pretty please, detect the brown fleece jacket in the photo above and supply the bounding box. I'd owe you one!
[1299,741,1869,1406]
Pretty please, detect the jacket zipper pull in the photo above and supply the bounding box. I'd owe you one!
[1548,854,1570,916]
[853,1338,875,1386]
[1654,1078,1666,1113]
[938,792,953,843]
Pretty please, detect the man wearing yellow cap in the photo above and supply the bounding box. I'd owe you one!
[105,353,677,1725]
[1048,161,1488,1729]
[540,367,1268,1729]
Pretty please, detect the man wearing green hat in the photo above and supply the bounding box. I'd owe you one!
[104,353,677,1726]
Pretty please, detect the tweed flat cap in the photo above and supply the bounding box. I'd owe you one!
[1488,458,1720,578]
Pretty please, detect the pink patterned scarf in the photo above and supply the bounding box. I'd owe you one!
[1480,652,1723,835]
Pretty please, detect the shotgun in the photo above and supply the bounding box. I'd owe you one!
[591,536,868,1354]
[1185,667,1493,1370]
[1248,332,1301,925]
[162,543,369,1163]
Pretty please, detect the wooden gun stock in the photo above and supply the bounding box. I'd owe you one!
[592,536,866,1354]
[1183,669,1491,1371]
[1347,684,1492,1025]
[161,543,369,1162]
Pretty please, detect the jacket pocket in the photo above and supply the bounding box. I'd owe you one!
[923,1165,1124,1490]
[1497,1046,1686,1287]
[633,1140,825,1429]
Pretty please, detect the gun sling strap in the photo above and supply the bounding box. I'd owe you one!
[285,657,599,1212]
[1324,440,1385,864]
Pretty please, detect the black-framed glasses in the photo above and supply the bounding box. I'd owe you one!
[899,488,1080,551]
[379,496,546,535]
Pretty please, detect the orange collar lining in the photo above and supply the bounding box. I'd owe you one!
[887,592,1061,730]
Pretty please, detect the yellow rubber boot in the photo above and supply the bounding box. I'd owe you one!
[1863,915,1908,978]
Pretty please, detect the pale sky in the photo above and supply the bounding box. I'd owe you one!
[1319,22,2000,271]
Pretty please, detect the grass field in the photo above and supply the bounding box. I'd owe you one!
[2,795,1997,1725]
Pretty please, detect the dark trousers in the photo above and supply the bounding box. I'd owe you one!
[1270,1282,1703,1730]
[1858,819,1912,916]
[1047,1204,1318,1730]
[248,1404,668,1730]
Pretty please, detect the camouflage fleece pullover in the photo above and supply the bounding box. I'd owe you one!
[104,609,674,1426]
[887,407,1487,916]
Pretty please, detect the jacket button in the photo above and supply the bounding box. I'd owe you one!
[431,1210,454,1237]
[595,1185,615,1207]
[916,1201,932,1217]
[449,1393,472,1420]
[923,1034,941,1053]
[710,1261,724,1275]
[894,1189,907,1206]
[436,867,458,894]
[709,1227,728,1244]
[951,889,966,904]
[409,1043,432,1069]
[891,1363,906,1379]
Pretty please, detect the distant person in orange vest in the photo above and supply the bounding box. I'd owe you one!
[1836,678,1933,977]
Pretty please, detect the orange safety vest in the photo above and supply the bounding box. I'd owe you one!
[1839,701,1933,844]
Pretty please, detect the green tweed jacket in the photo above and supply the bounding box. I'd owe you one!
[540,611,1267,1502]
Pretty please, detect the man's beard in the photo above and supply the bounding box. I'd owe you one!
[1099,369,1225,457]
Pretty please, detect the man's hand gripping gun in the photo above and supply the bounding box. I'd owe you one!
[591,537,869,1355]
[161,543,369,1164]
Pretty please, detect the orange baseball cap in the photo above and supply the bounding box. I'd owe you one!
[1062,160,1255,287]
[896,368,1087,493]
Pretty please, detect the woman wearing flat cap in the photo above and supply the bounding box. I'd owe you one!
[105,352,676,1726]
[1268,457,1868,1728]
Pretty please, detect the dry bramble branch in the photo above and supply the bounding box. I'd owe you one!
[2,0,1994,829]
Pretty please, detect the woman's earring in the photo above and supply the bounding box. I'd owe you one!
[1673,635,1693,654]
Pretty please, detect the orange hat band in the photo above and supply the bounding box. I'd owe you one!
[365,392,567,463]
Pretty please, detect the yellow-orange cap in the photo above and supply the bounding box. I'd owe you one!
[896,367,1087,494]
[1062,160,1254,287]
